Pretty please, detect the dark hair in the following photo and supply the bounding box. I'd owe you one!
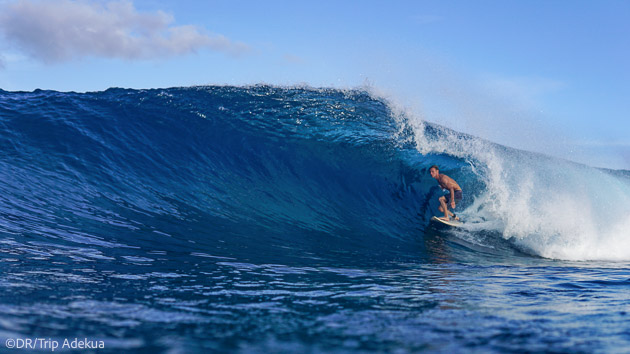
[429,165,439,171]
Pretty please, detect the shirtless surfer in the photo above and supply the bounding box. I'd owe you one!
[429,165,462,221]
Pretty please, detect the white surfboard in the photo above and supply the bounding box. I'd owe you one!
[431,216,462,227]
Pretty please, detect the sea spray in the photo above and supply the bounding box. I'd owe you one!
[404,105,630,260]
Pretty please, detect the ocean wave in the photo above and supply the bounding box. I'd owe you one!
[1,85,629,262]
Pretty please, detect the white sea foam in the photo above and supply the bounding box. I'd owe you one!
[396,103,630,261]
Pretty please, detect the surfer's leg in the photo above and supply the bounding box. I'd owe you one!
[438,196,450,220]
[445,197,459,220]
[452,194,462,220]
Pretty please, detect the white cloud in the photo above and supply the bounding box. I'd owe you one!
[0,0,250,63]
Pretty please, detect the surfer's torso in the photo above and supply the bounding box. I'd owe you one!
[438,174,462,192]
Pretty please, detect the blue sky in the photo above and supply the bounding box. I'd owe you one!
[0,0,628,169]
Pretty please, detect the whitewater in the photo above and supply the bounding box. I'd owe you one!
[0,85,629,353]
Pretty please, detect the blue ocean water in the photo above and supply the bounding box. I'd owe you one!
[0,85,629,353]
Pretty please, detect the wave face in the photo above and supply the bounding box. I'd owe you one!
[0,85,629,264]
[3,86,630,353]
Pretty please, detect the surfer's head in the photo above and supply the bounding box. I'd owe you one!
[429,165,439,179]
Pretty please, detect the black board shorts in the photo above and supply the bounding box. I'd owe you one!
[444,190,463,205]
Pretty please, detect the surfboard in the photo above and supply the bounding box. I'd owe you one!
[431,216,462,227]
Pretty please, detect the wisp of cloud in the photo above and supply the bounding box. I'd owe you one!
[0,0,249,63]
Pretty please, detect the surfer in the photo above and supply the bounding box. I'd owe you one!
[429,165,462,221]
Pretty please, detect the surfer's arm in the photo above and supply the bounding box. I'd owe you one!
[449,188,456,208]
